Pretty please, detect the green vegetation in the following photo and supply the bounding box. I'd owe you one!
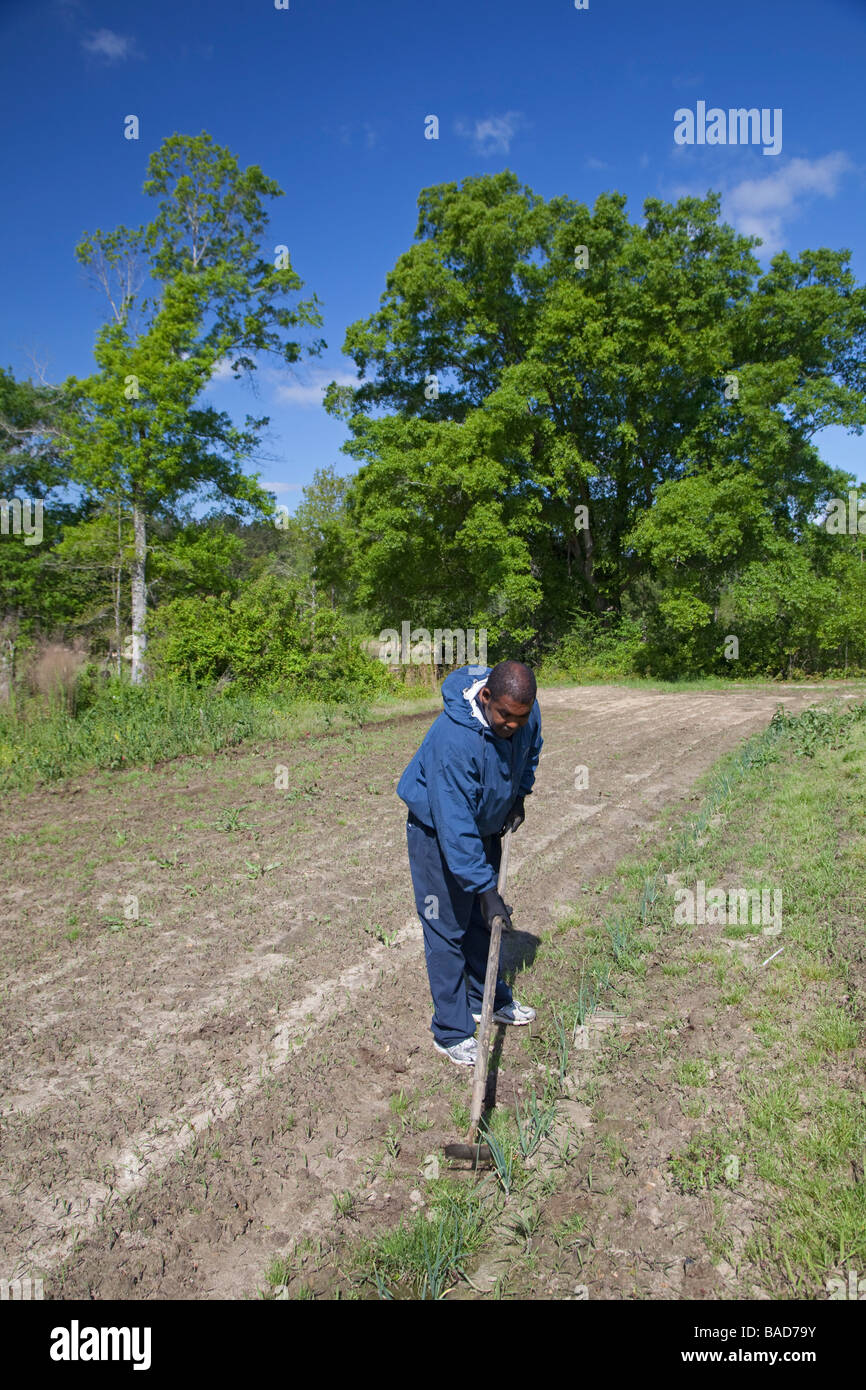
[60,131,324,687]
[4,147,866,730]
[670,1130,735,1194]
[327,173,866,677]
[0,677,432,792]
[360,1181,493,1300]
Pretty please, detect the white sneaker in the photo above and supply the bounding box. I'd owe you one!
[433,1037,478,1066]
[472,1000,536,1026]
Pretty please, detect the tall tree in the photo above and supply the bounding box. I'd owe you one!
[51,500,132,672]
[63,132,324,682]
[293,464,355,610]
[326,173,866,663]
[0,365,86,693]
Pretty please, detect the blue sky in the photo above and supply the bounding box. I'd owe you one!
[1,0,864,505]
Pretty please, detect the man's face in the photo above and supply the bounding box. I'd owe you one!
[478,688,533,739]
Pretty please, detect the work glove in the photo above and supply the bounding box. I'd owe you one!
[500,795,525,836]
[478,887,514,934]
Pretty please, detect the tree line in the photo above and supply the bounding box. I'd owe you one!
[2,134,865,702]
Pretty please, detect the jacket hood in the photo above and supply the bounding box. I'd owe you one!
[441,665,493,732]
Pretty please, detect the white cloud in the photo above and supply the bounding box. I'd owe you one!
[208,357,237,383]
[585,156,610,171]
[333,121,378,149]
[81,28,140,62]
[455,111,526,156]
[260,482,302,495]
[204,359,359,405]
[272,368,358,408]
[724,152,853,254]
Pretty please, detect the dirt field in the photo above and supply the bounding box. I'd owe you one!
[0,683,843,1299]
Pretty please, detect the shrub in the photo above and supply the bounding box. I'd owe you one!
[537,612,644,681]
[147,574,395,699]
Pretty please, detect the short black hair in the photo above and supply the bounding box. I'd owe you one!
[485,660,536,705]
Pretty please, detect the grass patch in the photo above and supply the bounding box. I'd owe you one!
[670,1129,738,1194]
[0,680,439,793]
[358,1180,493,1300]
[663,705,866,1288]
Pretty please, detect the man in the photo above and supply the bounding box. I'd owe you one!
[397,659,543,1066]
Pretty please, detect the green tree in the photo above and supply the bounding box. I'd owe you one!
[815,538,866,672]
[0,366,88,689]
[293,464,358,611]
[326,173,866,667]
[148,519,246,604]
[62,131,324,683]
[51,499,132,671]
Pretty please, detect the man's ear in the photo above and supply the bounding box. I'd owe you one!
[479,686,491,702]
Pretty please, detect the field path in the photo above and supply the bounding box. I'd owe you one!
[0,683,837,1297]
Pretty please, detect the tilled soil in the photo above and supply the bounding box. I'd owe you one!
[0,683,837,1298]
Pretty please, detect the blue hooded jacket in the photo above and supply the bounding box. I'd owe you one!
[397,665,543,894]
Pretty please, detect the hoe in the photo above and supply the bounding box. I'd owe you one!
[444,827,514,1168]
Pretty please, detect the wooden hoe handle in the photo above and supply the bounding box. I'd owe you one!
[467,829,512,1145]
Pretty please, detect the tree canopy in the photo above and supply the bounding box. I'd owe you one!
[324,172,866,672]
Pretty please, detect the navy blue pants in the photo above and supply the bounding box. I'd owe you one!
[406,811,513,1046]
